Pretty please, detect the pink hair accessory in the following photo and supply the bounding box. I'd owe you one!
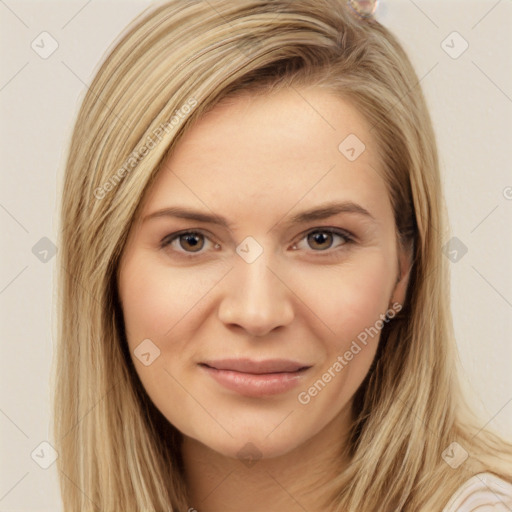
[347,0,379,19]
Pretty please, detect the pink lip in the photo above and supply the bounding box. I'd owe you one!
[199,359,311,397]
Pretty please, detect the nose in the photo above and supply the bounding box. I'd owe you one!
[217,250,294,337]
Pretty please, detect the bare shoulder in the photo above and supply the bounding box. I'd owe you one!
[442,472,512,512]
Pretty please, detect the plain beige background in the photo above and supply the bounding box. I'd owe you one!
[1,0,511,510]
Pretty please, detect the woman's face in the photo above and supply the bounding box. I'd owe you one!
[118,87,410,460]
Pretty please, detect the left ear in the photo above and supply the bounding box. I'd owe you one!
[390,238,413,307]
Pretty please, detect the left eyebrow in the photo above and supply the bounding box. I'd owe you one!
[282,201,375,227]
[142,200,376,231]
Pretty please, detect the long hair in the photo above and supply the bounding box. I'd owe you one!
[52,0,512,510]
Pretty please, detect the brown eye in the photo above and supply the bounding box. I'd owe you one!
[160,230,221,260]
[291,228,353,255]
[178,232,205,252]
[307,231,335,251]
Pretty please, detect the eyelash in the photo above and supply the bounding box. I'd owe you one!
[160,228,355,260]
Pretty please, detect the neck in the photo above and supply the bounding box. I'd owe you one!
[182,407,352,512]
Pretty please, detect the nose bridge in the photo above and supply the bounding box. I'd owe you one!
[218,240,294,335]
[238,249,276,299]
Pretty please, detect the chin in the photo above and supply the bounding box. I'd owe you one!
[193,428,305,463]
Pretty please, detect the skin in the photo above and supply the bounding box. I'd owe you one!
[117,86,411,511]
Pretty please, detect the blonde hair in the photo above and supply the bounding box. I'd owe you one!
[52,0,512,510]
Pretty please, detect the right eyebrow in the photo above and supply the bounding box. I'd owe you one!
[142,206,235,229]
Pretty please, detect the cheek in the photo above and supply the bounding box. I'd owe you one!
[294,254,393,412]
[293,251,394,347]
[119,255,211,341]
[336,265,391,346]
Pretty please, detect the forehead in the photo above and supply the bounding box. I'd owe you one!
[140,87,390,224]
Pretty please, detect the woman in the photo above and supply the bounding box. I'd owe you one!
[53,0,512,510]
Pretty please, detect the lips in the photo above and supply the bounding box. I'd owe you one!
[200,358,311,374]
[198,358,312,397]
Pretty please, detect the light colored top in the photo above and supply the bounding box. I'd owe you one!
[442,472,512,512]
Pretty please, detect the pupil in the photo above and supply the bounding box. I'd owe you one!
[181,233,204,252]
[309,232,332,250]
